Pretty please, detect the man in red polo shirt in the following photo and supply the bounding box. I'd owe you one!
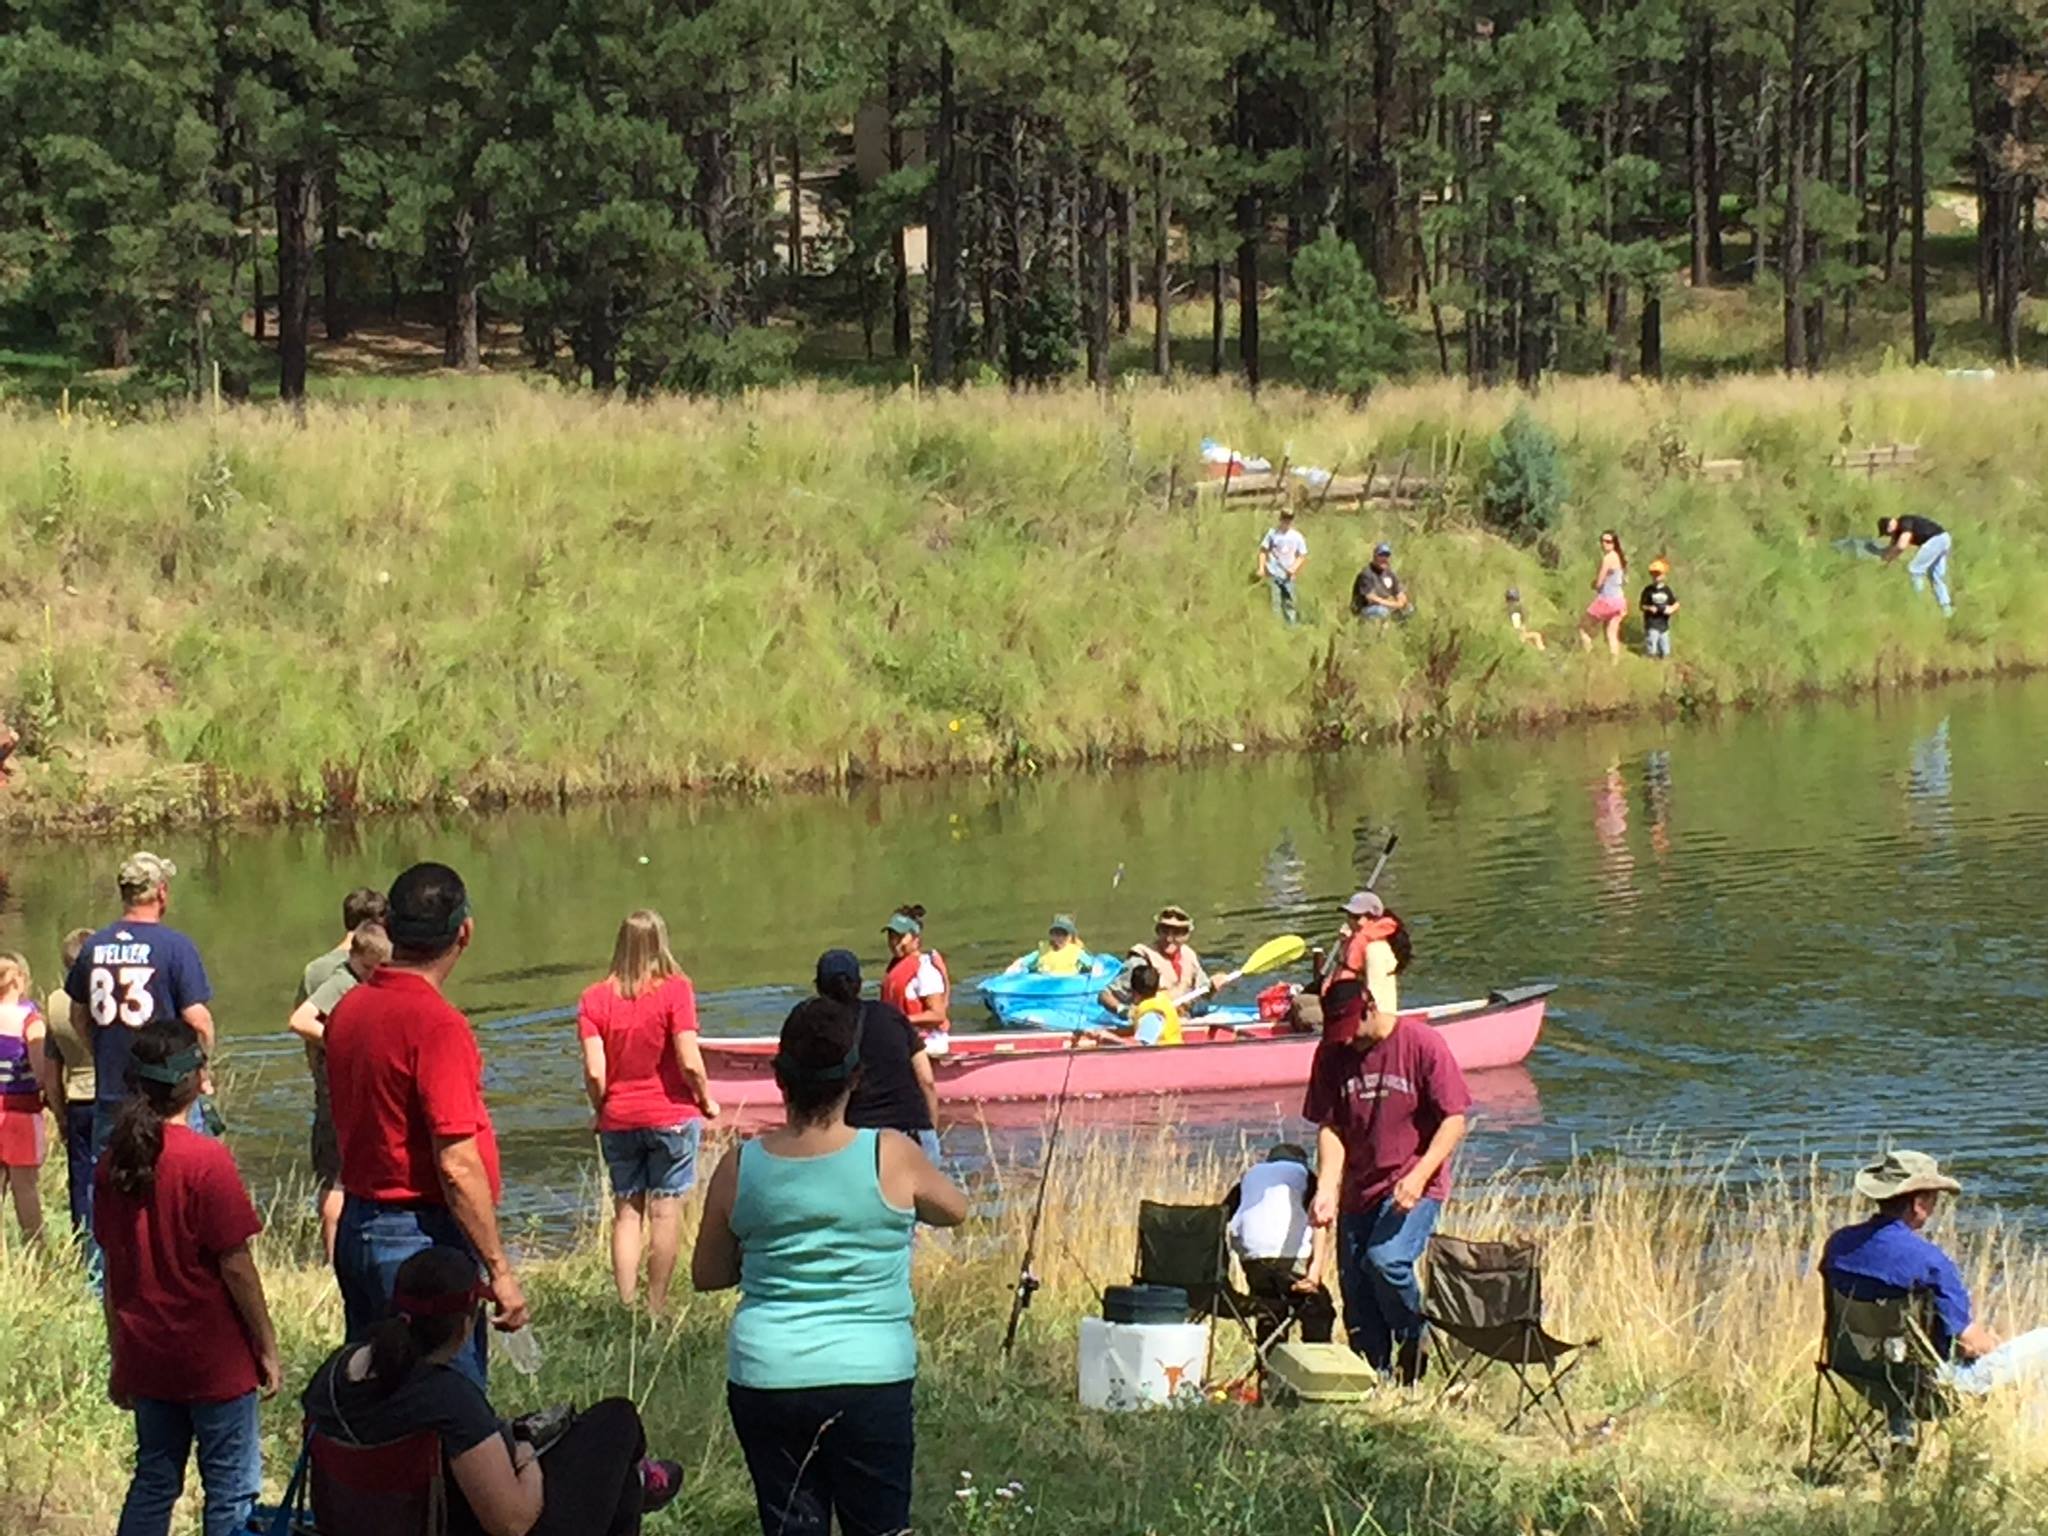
[326,861,526,1385]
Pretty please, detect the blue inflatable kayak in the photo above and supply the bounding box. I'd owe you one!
[976,955,1120,1022]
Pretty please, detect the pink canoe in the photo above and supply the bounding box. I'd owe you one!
[700,983,1552,1121]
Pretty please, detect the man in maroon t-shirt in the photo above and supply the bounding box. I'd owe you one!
[326,861,525,1385]
[1304,979,1471,1382]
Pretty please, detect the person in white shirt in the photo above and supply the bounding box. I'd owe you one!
[1224,1143,1335,1342]
[1255,508,1309,626]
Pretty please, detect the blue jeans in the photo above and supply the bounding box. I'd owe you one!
[916,1129,943,1164]
[63,1101,95,1234]
[1908,531,1953,614]
[599,1120,701,1199]
[1644,627,1671,659]
[335,1196,488,1387]
[1338,1196,1443,1372]
[118,1393,262,1536]
[1268,575,1299,625]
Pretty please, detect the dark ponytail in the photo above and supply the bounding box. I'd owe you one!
[1384,912,1414,975]
[364,1246,484,1397]
[107,1020,204,1198]
[894,903,927,925]
[773,997,863,1123]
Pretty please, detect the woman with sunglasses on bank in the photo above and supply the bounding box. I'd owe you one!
[303,1245,683,1536]
[1579,529,1629,658]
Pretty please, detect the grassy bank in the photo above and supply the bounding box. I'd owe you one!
[3,371,2047,829]
[6,1137,2048,1534]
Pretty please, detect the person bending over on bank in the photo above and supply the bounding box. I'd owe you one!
[880,905,952,1056]
[694,997,967,1536]
[1821,1150,2048,1400]
[304,1246,682,1536]
[578,908,717,1312]
[1878,514,1955,616]
[816,948,942,1163]
[1099,906,1219,1023]
[1307,981,1470,1383]
[1005,914,1089,977]
[326,861,525,1385]
[288,886,389,1263]
[1505,588,1546,651]
[1225,1143,1336,1344]
[96,1020,280,1536]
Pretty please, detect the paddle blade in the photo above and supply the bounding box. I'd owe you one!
[1239,934,1308,976]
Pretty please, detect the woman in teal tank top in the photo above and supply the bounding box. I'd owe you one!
[693,997,967,1536]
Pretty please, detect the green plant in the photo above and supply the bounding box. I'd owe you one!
[1480,405,1571,543]
[1274,232,1402,401]
[664,326,799,397]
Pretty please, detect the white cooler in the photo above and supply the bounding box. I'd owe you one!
[1077,1317,1210,1410]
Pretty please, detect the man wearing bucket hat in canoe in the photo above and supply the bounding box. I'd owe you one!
[1098,906,1222,1023]
[1305,976,1470,1384]
[1821,1150,2048,1396]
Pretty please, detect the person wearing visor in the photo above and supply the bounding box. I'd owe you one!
[95,1019,280,1536]
[1098,905,1220,1022]
[694,997,966,1536]
[1305,978,1470,1385]
[326,861,525,1386]
[879,904,952,1055]
[1004,914,1089,977]
[304,1245,683,1536]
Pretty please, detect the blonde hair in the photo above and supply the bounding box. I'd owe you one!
[349,921,393,972]
[0,953,32,1001]
[607,910,680,1001]
[61,927,93,971]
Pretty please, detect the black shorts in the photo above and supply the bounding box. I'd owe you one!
[310,1098,341,1187]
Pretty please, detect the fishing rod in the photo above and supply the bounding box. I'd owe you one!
[1001,1033,1082,1359]
[1364,830,1399,892]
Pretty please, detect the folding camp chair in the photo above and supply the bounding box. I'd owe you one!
[1135,1200,1265,1384]
[1806,1283,1951,1479]
[308,1427,449,1536]
[1423,1234,1599,1440]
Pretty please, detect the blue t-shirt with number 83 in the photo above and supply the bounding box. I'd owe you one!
[65,921,212,1111]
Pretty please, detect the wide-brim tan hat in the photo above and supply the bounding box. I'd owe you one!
[1854,1149,1961,1202]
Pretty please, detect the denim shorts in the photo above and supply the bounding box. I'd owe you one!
[599,1121,702,1199]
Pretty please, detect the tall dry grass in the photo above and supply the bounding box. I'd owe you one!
[6,1132,2048,1534]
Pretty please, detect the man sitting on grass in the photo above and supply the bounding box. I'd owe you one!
[1821,1150,2048,1397]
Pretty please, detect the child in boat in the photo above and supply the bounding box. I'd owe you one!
[1004,915,1088,977]
[1098,963,1182,1046]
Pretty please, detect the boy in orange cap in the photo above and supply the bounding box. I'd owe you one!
[1640,558,1680,659]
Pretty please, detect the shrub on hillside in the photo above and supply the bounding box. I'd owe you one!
[664,325,798,396]
[1276,232,1402,402]
[1480,406,1570,543]
[1011,265,1080,385]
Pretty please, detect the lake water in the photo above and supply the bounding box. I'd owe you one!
[4,678,2043,1232]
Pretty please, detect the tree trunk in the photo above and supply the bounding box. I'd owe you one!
[1003,117,1028,385]
[1910,0,1930,362]
[1690,31,1712,288]
[1640,290,1663,377]
[1115,186,1136,336]
[1851,58,1869,268]
[1703,20,1724,274]
[885,53,911,359]
[1151,159,1171,378]
[444,199,482,371]
[275,163,316,402]
[928,42,962,385]
[1084,177,1112,386]
[1752,72,1773,280]
[253,256,267,342]
[787,53,804,277]
[1782,1,1809,374]
[320,165,348,341]
[1235,76,1261,391]
[1884,0,1903,278]
[1210,258,1226,376]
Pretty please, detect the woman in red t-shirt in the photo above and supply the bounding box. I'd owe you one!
[578,910,717,1312]
[95,1019,280,1536]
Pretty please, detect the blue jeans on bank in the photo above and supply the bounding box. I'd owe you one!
[1644,627,1671,659]
[599,1120,702,1199]
[1908,531,1953,614]
[1338,1196,1443,1372]
[63,1101,95,1234]
[1268,574,1299,625]
[335,1196,488,1387]
[117,1393,262,1536]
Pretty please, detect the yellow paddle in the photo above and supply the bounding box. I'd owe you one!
[1175,933,1308,1007]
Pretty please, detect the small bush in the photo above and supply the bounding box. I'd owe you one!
[1480,406,1570,543]
[664,326,798,396]
[1011,264,1079,385]
[1276,232,1402,401]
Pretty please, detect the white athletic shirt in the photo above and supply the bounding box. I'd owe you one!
[1228,1160,1314,1263]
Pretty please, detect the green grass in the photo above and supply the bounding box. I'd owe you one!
[7,1138,2048,1534]
[1,367,2046,830]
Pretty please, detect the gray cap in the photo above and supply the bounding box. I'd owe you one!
[118,851,178,898]
[1341,890,1385,918]
[1374,542,1393,558]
